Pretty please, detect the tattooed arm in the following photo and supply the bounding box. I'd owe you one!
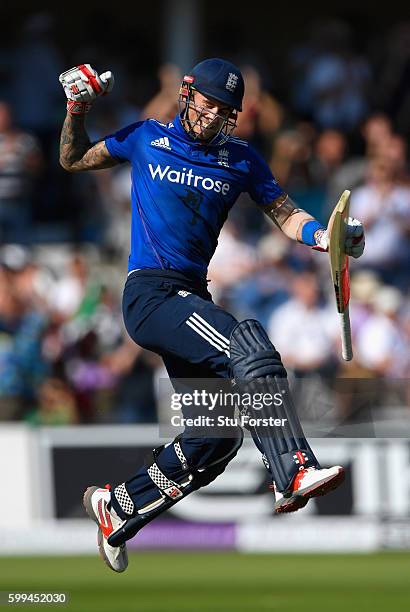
[59,113,119,172]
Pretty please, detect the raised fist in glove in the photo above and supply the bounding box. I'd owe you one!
[315,217,365,258]
[59,64,114,115]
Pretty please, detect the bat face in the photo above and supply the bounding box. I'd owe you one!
[328,190,353,361]
[328,190,350,314]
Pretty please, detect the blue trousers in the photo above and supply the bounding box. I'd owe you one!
[110,269,242,517]
[122,269,237,379]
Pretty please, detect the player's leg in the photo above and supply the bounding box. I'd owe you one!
[122,273,237,376]
[84,276,344,571]
[84,425,242,561]
[85,358,242,563]
[157,302,338,507]
[104,317,244,548]
[229,318,345,513]
[84,275,242,570]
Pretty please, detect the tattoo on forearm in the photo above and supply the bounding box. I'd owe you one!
[60,114,90,167]
[263,195,302,228]
[59,113,117,171]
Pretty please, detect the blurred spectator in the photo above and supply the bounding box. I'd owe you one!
[290,19,371,133]
[267,271,340,420]
[326,113,397,207]
[307,128,348,221]
[269,126,328,218]
[98,164,132,262]
[311,129,347,186]
[374,22,410,138]
[0,246,49,420]
[383,133,409,184]
[141,63,181,123]
[207,220,258,310]
[268,272,338,374]
[25,377,78,426]
[235,65,284,156]
[101,336,159,423]
[238,229,293,327]
[270,128,312,190]
[50,253,90,322]
[5,13,63,154]
[361,113,394,157]
[349,270,383,338]
[349,154,410,287]
[0,102,43,243]
[355,285,409,378]
[54,260,125,422]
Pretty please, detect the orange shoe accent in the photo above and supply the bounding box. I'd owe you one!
[97,498,114,539]
[291,468,308,492]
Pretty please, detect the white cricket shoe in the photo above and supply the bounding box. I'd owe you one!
[273,466,345,514]
[83,484,128,573]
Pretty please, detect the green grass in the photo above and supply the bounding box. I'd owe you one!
[0,552,409,611]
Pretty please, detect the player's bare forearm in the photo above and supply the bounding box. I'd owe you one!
[262,194,315,241]
[281,210,316,241]
[59,113,117,172]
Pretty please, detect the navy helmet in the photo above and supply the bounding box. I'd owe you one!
[178,58,244,145]
[186,58,244,111]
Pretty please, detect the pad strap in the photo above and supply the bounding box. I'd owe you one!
[113,483,135,516]
[174,439,189,471]
[146,438,192,500]
[147,463,184,499]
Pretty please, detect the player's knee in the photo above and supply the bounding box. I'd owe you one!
[183,430,243,489]
[229,319,287,380]
[180,430,243,471]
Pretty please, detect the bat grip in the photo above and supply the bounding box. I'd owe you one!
[339,308,353,361]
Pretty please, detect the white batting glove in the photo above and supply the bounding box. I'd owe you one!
[344,217,365,258]
[59,64,114,115]
[314,217,365,258]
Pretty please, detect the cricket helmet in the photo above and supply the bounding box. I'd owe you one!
[179,58,244,145]
[186,58,244,111]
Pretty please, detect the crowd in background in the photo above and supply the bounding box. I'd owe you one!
[0,14,409,426]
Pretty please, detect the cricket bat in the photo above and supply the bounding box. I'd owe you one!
[327,190,353,361]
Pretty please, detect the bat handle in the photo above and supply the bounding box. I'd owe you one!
[340,308,353,361]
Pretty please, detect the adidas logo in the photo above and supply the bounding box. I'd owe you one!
[151,137,171,150]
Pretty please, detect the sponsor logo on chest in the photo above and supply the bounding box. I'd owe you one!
[148,163,230,195]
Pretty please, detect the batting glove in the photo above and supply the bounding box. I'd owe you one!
[314,217,365,258]
[59,64,114,115]
[344,217,365,258]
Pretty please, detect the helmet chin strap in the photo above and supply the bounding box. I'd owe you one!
[178,84,237,146]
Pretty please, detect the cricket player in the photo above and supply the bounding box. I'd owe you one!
[59,59,365,572]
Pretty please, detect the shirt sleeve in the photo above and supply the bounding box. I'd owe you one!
[246,145,284,205]
[104,121,145,162]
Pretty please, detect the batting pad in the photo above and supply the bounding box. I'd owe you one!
[230,319,320,491]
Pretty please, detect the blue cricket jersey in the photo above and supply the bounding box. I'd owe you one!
[105,114,284,282]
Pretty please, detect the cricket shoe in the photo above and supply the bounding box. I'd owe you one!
[273,465,345,514]
[83,484,128,573]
